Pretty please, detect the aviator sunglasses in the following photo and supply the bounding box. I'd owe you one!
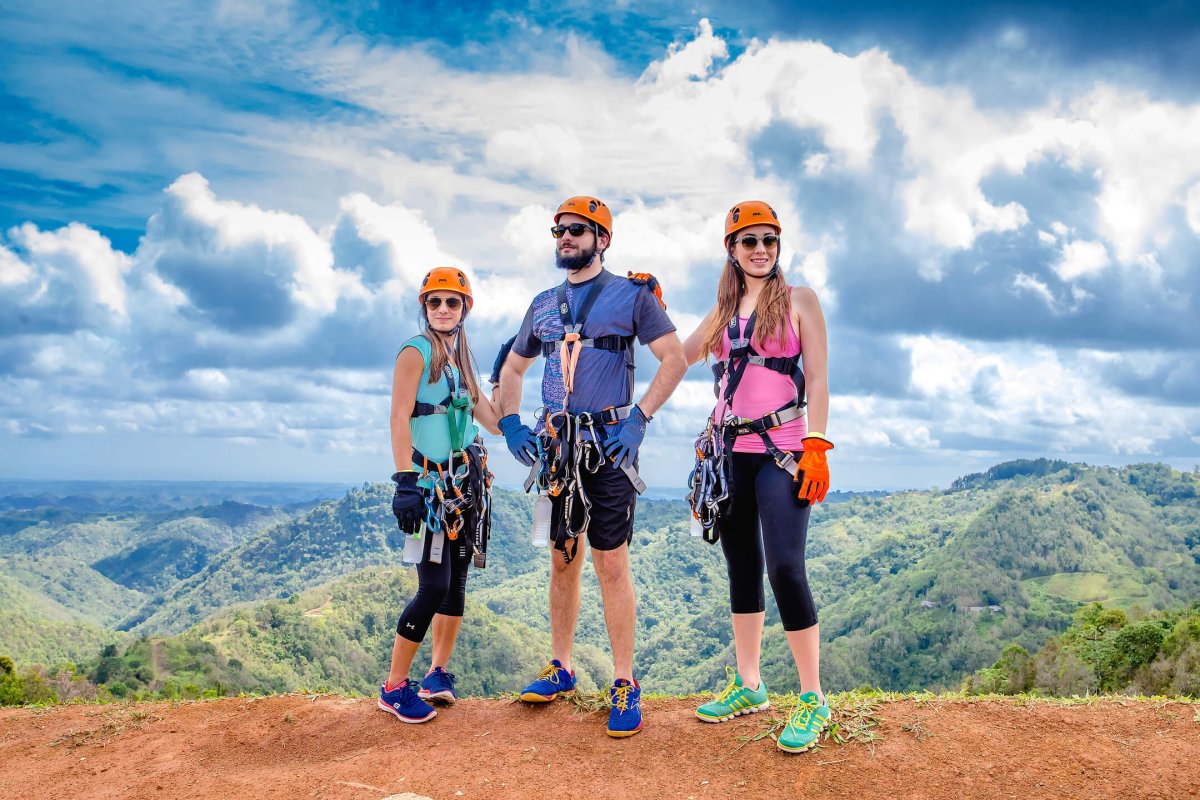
[550,222,597,239]
[735,233,780,250]
[424,296,463,310]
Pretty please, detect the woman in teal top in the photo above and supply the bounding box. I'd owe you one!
[378,267,501,724]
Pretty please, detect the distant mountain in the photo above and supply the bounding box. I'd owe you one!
[3,460,1196,698]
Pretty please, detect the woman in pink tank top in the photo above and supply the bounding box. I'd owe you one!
[682,200,834,753]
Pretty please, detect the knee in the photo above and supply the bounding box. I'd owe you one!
[767,561,807,593]
[591,549,629,586]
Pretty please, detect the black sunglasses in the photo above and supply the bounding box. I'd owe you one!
[550,223,596,239]
[735,234,780,250]
[425,296,463,310]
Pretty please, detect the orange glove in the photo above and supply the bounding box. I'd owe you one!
[795,434,834,505]
[627,271,666,309]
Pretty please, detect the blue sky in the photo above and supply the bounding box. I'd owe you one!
[2,0,1199,490]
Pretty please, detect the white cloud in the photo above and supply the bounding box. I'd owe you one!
[899,335,1193,454]
[1012,272,1056,310]
[1054,239,1110,281]
[0,243,33,286]
[8,222,132,319]
[640,18,727,86]
[1187,183,1200,235]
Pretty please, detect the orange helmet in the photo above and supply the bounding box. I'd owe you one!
[555,196,613,239]
[419,266,473,310]
[724,201,781,243]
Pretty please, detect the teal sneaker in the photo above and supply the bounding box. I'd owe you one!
[695,667,770,723]
[776,691,830,753]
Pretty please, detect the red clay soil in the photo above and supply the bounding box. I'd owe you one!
[1,695,1197,800]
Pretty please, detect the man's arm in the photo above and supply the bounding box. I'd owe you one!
[498,352,536,417]
[637,331,687,418]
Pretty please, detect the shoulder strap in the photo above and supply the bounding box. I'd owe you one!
[556,269,615,336]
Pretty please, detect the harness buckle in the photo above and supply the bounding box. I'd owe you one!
[773,451,799,477]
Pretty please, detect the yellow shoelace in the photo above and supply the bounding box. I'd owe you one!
[788,696,822,731]
[612,683,634,712]
[714,666,741,703]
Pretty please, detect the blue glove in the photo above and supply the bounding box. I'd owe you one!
[490,335,516,387]
[603,405,649,470]
[390,471,423,536]
[498,414,538,466]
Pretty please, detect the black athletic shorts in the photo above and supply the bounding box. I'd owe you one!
[550,459,638,552]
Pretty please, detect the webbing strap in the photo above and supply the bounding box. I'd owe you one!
[410,358,472,452]
[554,270,615,403]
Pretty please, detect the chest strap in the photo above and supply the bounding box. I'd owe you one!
[538,271,635,401]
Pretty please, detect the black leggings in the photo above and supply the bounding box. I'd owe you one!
[716,451,817,631]
[395,528,471,643]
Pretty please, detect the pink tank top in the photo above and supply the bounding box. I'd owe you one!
[711,314,807,453]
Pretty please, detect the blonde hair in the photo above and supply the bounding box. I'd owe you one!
[421,309,481,403]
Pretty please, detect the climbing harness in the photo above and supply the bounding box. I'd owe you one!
[686,311,806,542]
[523,271,653,563]
[408,347,493,568]
[412,441,492,568]
[538,270,635,400]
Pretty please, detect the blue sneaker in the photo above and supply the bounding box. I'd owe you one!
[419,667,457,705]
[377,678,436,723]
[607,678,643,738]
[519,659,576,703]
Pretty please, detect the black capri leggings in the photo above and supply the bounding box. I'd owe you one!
[395,522,472,643]
[716,451,817,631]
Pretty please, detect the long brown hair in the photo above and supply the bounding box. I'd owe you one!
[421,309,481,403]
[699,249,791,360]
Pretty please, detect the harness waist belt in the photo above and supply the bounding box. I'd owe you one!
[723,403,806,437]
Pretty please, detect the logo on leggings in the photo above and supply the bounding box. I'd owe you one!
[405,623,415,630]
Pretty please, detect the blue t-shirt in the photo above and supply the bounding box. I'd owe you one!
[512,270,675,421]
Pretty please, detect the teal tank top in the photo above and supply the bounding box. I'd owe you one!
[401,335,479,464]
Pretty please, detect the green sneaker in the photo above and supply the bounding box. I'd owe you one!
[776,691,830,753]
[695,666,770,723]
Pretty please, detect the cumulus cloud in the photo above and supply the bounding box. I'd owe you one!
[1054,239,1110,281]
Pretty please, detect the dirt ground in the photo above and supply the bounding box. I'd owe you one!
[1,694,1197,800]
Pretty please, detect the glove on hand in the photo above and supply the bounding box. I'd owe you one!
[498,414,538,466]
[795,434,834,505]
[604,405,649,470]
[490,335,516,387]
[391,471,423,535]
[627,271,666,309]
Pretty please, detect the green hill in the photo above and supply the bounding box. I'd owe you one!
[2,461,1197,699]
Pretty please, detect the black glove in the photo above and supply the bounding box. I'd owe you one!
[490,335,516,387]
[391,471,423,535]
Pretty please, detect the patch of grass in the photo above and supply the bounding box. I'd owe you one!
[900,715,932,741]
[564,690,609,715]
[736,689,885,754]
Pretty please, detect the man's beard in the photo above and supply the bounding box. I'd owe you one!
[555,244,595,271]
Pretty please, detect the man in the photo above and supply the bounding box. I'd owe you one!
[497,196,686,737]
